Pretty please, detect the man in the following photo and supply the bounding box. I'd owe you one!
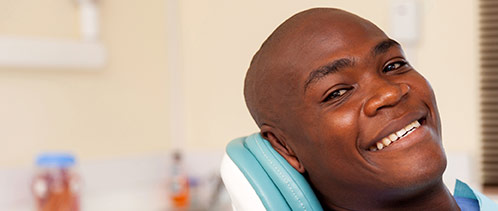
[244,8,496,210]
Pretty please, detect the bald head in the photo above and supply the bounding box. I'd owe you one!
[244,8,386,128]
[242,8,454,211]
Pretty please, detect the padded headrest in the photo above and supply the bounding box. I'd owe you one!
[225,133,323,211]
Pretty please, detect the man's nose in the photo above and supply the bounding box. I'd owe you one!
[363,81,410,117]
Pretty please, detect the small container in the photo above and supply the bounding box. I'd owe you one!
[169,151,189,209]
[31,153,81,211]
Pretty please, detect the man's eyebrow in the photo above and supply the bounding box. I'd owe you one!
[372,39,401,57]
[302,39,399,92]
[304,58,354,91]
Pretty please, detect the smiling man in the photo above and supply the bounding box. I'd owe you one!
[243,8,496,210]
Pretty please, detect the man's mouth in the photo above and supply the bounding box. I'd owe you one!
[368,120,421,152]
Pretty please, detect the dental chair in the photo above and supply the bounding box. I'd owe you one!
[220,133,323,211]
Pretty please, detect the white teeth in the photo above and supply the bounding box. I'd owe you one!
[388,134,398,142]
[404,124,413,131]
[369,120,421,152]
[405,129,414,136]
[376,142,384,150]
[382,138,391,146]
[396,128,407,137]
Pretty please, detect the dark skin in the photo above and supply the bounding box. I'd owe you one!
[244,8,460,211]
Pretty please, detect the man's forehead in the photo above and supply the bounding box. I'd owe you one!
[274,9,383,47]
[266,10,387,88]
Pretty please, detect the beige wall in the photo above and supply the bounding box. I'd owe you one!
[0,0,480,166]
[0,0,170,166]
[416,0,479,154]
[180,0,480,155]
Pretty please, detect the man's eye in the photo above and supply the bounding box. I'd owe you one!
[383,61,408,73]
[324,88,349,102]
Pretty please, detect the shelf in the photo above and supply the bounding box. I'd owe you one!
[0,36,106,69]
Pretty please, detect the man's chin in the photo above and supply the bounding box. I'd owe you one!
[375,149,447,194]
[363,125,446,187]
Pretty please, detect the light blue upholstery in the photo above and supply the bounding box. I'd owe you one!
[226,133,323,211]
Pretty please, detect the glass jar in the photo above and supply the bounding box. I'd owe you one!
[31,153,81,211]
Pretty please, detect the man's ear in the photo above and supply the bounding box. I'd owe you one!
[260,125,305,173]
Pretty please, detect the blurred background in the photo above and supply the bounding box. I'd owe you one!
[0,0,491,210]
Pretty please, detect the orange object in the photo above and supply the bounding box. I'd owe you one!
[170,151,190,209]
[171,176,189,207]
[32,153,80,211]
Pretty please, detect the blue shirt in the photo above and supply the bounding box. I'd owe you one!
[454,179,498,211]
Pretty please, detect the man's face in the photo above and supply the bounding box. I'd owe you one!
[270,13,446,206]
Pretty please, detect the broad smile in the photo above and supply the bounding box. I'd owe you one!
[368,120,421,151]
[362,111,428,152]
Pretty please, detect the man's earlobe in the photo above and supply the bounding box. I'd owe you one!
[260,125,305,173]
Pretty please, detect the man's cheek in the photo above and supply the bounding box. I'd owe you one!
[333,111,356,134]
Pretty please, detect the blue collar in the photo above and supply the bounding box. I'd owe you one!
[454,179,498,211]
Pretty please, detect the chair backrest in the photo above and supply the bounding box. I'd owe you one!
[220,133,323,211]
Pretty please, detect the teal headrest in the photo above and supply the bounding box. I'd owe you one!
[226,133,323,211]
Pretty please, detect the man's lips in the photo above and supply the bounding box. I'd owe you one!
[361,110,427,150]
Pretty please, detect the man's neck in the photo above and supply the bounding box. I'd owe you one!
[324,181,460,211]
